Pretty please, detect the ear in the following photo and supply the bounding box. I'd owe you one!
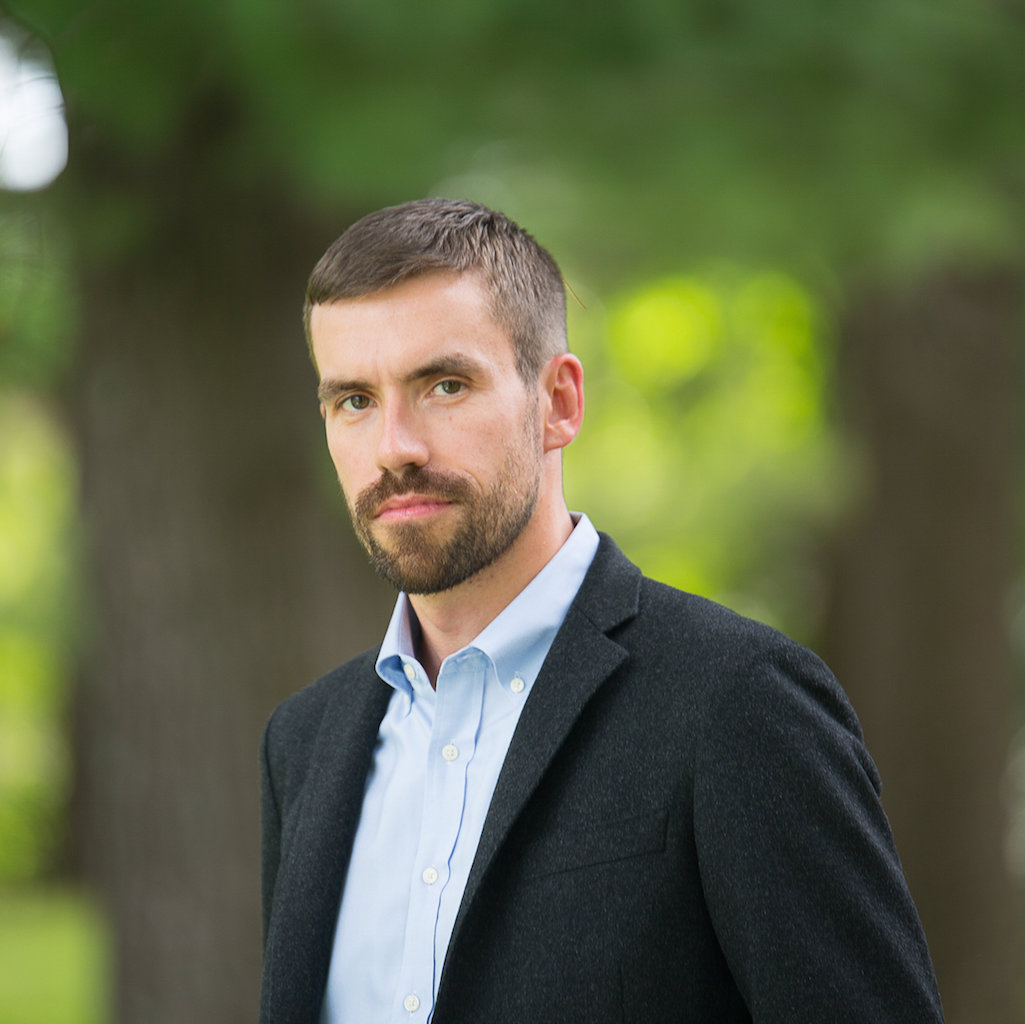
[539,353,584,453]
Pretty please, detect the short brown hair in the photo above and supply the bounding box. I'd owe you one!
[304,198,567,381]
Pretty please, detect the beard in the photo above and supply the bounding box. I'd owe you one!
[348,415,542,595]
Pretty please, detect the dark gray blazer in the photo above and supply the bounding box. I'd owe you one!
[260,535,944,1023]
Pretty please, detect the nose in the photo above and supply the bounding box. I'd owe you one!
[375,400,429,473]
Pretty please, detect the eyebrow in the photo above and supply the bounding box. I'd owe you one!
[317,377,369,404]
[317,353,489,404]
[402,354,487,384]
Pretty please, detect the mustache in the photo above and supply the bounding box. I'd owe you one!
[353,466,472,521]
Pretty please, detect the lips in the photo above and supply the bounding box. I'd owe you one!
[353,467,471,532]
[375,494,453,521]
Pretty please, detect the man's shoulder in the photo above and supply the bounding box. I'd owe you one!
[631,572,826,681]
[637,573,783,647]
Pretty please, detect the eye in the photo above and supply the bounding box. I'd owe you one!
[433,379,464,396]
[338,393,372,412]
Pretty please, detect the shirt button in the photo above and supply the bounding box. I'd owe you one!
[422,867,439,885]
[441,743,459,762]
[510,675,525,694]
[403,662,417,682]
[403,994,420,1013]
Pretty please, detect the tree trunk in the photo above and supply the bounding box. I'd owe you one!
[66,105,393,1023]
[827,269,1023,1024]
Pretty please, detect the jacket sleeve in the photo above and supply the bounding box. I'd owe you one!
[693,638,945,1023]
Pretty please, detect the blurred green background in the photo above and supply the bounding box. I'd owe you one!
[1,1,1023,1021]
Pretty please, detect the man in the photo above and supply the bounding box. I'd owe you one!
[260,198,944,1023]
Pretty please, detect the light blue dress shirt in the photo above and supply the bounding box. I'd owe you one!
[320,514,599,1024]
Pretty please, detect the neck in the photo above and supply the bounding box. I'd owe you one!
[408,493,574,686]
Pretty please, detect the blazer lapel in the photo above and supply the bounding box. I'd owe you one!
[264,656,391,1024]
[448,534,642,949]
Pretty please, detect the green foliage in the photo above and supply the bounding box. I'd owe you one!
[8,0,1024,276]
[0,393,76,881]
[0,887,109,1024]
[564,265,840,636]
[0,50,79,880]
[0,206,73,389]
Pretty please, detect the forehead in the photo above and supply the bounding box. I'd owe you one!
[309,271,516,377]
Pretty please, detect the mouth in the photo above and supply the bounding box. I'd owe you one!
[375,494,454,522]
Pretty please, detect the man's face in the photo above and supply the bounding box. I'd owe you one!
[310,272,545,594]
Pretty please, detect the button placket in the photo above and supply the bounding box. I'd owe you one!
[392,653,485,1019]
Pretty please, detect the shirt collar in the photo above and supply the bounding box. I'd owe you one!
[375,513,600,699]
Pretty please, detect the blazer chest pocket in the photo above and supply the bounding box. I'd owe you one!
[518,810,667,881]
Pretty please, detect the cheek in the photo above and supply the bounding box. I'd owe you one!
[444,419,507,473]
[324,430,361,486]
[324,430,344,470]
[464,411,540,481]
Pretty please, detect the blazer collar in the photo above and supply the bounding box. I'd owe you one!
[567,530,642,633]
